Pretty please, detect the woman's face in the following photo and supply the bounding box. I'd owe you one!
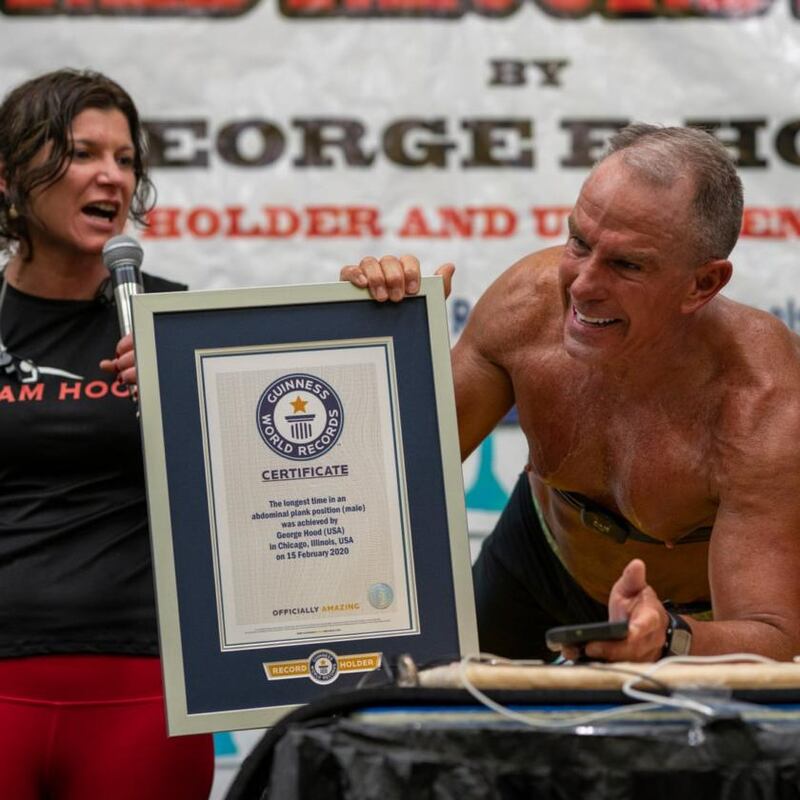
[23,107,137,260]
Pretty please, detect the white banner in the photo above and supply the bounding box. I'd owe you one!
[2,1,798,320]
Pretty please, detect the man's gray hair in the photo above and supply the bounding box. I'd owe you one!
[599,124,744,262]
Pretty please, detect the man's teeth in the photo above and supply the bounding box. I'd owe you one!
[575,309,616,326]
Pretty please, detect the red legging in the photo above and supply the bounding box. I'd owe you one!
[0,654,214,800]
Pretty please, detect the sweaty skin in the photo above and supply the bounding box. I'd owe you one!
[341,156,800,661]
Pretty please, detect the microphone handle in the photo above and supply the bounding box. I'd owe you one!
[110,263,143,405]
[113,281,142,339]
[111,263,143,338]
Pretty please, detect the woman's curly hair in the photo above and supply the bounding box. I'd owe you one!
[0,68,155,260]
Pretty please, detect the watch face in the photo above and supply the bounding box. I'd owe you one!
[670,628,692,656]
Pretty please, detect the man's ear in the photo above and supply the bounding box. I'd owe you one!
[681,259,732,314]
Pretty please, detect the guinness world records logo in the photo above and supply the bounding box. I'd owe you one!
[257,373,344,461]
[308,649,339,684]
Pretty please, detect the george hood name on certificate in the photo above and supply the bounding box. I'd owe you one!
[196,338,419,651]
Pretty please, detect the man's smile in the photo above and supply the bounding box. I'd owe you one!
[572,306,619,327]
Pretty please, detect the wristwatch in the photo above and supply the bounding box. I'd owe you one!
[662,607,692,657]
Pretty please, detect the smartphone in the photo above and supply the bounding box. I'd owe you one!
[545,620,629,650]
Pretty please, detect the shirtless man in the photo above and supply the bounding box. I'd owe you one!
[340,124,800,662]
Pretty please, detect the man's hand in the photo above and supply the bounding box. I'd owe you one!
[562,559,670,663]
[99,333,137,390]
[339,255,455,302]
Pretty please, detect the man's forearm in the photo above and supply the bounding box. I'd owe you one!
[686,617,799,661]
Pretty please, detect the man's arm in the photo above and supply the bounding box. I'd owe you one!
[688,494,800,660]
[451,300,515,460]
[453,250,565,459]
[583,371,800,663]
[583,492,800,663]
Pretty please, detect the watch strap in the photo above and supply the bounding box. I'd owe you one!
[662,606,692,657]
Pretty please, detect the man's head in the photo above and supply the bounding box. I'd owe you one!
[559,124,741,364]
[598,124,743,264]
[0,68,155,260]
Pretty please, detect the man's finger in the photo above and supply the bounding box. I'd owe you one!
[379,255,406,302]
[607,559,649,623]
[560,644,582,662]
[340,264,367,287]
[359,256,389,301]
[434,263,455,299]
[400,255,421,295]
[585,614,664,663]
[617,558,648,599]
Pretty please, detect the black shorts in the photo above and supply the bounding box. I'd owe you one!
[472,473,607,660]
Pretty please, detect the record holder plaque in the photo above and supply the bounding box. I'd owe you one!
[133,279,477,734]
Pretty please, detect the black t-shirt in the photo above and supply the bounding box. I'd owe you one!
[0,272,185,657]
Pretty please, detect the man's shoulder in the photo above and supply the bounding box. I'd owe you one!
[142,272,188,293]
[717,297,800,371]
[503,245,563,284]
[464,246,563,357]
[713,298,800,442]
[484,246,563,307]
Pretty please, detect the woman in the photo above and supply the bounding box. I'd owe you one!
[0,69,213,799]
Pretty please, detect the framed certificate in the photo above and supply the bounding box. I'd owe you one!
[132,279,478,734]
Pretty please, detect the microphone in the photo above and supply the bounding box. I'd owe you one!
[102,234,144,339]
[102,235,144,407]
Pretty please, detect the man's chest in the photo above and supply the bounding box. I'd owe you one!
[512,356,720,540]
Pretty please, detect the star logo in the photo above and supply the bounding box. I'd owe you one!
[290,395,309,413]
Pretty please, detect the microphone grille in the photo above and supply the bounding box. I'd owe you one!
[102,235,143,271]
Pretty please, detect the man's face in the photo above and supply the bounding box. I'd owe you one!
[558,157,700,364]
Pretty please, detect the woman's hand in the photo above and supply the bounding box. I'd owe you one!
[100,333,137,391]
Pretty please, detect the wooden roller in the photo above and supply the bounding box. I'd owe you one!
[417,660,800,691]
